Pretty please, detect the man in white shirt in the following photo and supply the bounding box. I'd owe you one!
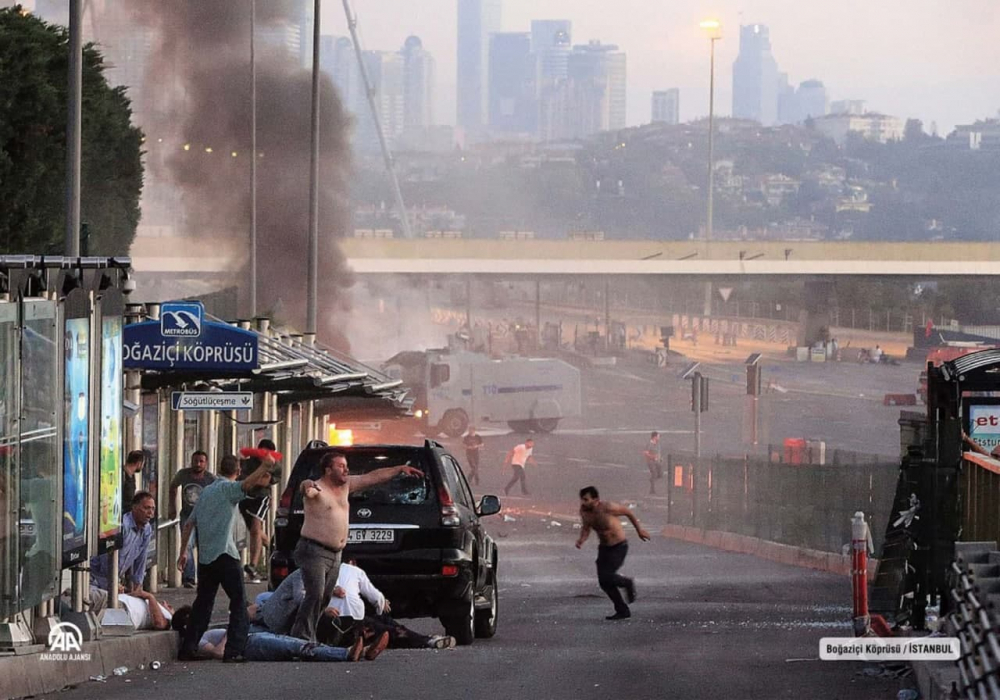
[318,561,455,650]
[116,590,180,631]
[503,438,536,496]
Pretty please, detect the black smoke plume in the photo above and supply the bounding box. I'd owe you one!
[132,1,354,349]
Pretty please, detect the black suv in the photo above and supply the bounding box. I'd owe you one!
[270,440,501,645]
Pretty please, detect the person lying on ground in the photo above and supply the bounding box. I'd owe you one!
[193,625,388,663]
[318,560,456,650]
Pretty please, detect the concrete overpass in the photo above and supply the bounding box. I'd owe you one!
[339,239,1000,276]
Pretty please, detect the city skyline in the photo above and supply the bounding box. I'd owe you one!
[317,0,1000,133]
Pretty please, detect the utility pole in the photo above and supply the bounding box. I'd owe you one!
[65,0,83,256]
[306,0,321,335]
[249,0,258,317]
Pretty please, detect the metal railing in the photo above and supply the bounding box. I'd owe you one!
[962,453,1000,548]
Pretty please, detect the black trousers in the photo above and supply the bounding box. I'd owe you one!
[466,451,481,485]
[596,541,630,615]
[180,554,249,659]
[504,465,528,495]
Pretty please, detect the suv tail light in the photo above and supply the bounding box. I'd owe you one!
[275,488,292,527]
[438,484,460,527]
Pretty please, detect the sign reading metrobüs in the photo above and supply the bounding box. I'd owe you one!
[968,404,1000,450]
[123,301,258,372]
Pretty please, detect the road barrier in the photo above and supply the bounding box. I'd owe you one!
[666,452,898,555]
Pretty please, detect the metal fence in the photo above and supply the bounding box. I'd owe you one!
[962,453,1000,549]
[666,452,899,555]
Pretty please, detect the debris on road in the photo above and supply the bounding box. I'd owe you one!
[550,520,562,527]
[150,661,162,670]
[503,514,516,522]
[112,666,129,676]
[90,675,107,683]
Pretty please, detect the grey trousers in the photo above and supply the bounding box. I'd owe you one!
[289,538,342,642]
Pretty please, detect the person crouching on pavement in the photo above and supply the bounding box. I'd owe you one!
[317,559,456,650]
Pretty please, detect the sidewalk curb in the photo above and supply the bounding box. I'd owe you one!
[0,630,178,700]
[660,523,879,580]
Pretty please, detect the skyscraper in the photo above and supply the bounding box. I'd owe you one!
[402,36,435,130]
[355,50,406,152]
[651,89,680,125]
[531,20,572,82]
[560,41,626,139]
[732,24,779,126]
[795,80,828,122]
[456,0,502,133]
[488,32,536,134]
[320,35,362,113]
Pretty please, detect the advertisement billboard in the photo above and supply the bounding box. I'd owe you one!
[97,292,124,553]
[62,295,90,567]
[967,403,1000,452]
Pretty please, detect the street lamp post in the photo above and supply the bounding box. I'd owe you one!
[700,19,721,317]
[249,0,258,317]
[306,0,322,338]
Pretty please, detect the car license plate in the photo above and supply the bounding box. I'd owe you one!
[348,529,395,544]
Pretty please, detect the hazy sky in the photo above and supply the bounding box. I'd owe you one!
[323,0,1000,133]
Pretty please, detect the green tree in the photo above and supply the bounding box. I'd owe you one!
[0,6,143,254]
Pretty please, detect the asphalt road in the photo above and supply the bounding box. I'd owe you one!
[38,355,914,699]
[42,516,900,700]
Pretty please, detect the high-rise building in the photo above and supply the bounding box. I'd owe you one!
[355,50,406,152]
[830,99,867,115]
[488,32,536,134]
[531,20,572,82]
[558,41,626,139]
[401,36,435,130]
[795,80,828,122]
[651,89,680,125]
[456,0,502,133]
[732,24,780,126]
[321,35,362,113]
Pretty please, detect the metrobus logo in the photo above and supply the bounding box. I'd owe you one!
[161,301,203,337]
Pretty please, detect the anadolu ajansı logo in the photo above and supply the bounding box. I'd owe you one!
[41,621,91,661]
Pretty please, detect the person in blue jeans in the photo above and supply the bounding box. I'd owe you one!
[195,627,388,662]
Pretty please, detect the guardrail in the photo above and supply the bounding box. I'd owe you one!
[962,453,1000,547]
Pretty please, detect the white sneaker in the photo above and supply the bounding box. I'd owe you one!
[429,635,456,649]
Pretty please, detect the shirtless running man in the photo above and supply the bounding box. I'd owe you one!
[575,485,651,620]
[290,451,423,641]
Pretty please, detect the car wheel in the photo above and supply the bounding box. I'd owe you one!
[443,593,476,646]
[475,569,498,639]
[507,420,533,433]
[440,409,469,438]
[530,417,560,433]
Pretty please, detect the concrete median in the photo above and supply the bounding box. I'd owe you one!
[660,524,879,580]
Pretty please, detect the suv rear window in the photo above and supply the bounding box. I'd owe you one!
[288,447,433,510]
[347,448,431,506]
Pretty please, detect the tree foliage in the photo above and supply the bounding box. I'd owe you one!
[0,6,143,254]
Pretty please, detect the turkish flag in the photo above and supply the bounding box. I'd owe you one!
[925,320,933,338]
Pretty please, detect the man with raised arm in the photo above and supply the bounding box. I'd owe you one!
[575,485,651,620]
[289,451,423,642]
[176,453,275,662]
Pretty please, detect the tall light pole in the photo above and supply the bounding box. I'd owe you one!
[249,0,258,317]
[700,19,721,317]
[306,0,322,338]
[65,0,83,256]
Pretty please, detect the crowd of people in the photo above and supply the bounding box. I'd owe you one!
[78,427,659,660]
